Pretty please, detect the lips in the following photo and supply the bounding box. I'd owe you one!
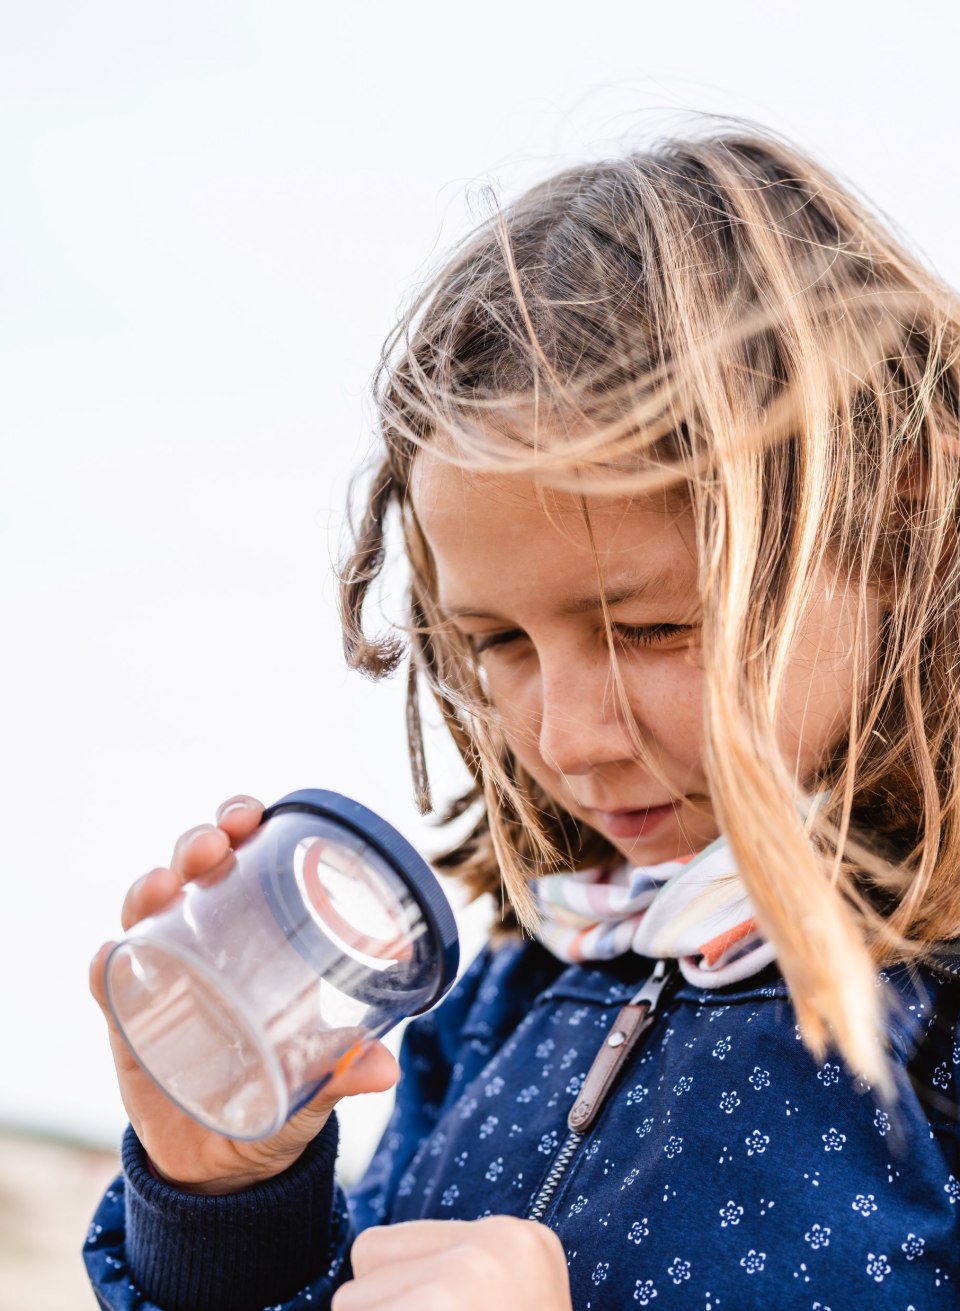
[593,802,679,839]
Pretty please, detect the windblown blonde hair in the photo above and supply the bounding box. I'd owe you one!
[340,123,960,1089]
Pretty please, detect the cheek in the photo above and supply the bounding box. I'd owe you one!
[476,659,522,707]
[624,655,704,746]
[476,661,539,738]
[775,608,873,770]
[777,663,853,768]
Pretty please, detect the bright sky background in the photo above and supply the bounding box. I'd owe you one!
[2,0,959,1181]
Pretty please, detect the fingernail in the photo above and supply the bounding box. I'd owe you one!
[217,799,252,821]
[176,823,220,856]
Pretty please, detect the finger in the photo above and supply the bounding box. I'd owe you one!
[89,942,141,1060]
[215,794,263,845]
[349,1216,556,1280]
[334,1284,454,1311]
[170,823,230,883]
[89,942,138,1052]
[341,1290,451,1311]
[335,1245,476,1310]
[120,809,247,934]
[89,940,116,1016]
[120,865,181,931]
[349,1220,473,1278]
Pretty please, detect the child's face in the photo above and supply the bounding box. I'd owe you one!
[412,455,877,866]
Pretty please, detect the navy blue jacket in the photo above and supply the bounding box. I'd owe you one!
[85,940,960,1309]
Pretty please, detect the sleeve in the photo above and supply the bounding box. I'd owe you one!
[83,1119,349,1311]
[83,948,498,1311]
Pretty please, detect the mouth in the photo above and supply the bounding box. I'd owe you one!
[593,802,680,839]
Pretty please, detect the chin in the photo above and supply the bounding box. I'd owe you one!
[613,836,686,865]
[615,824,718,866]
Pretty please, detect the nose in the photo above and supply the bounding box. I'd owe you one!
[537,652,637,777]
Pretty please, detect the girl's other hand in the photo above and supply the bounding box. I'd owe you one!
[89,795,400,1195]
[332,1217,574,1311]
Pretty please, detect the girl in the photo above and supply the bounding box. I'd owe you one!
[86,124,960,1310]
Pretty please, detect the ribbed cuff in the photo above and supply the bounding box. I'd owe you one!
[123,1118,340,1311]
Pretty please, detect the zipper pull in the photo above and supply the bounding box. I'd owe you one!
[566,960,677,1135]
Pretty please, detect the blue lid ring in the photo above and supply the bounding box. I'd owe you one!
[260,789,459,1014]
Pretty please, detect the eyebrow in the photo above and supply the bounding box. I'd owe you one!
[442,568,691,622]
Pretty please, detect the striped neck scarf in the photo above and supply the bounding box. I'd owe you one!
[532,836,776,988]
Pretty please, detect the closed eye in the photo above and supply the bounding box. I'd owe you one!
[470,629,524,655]
[613,623,693,647]
[470,623,694,656]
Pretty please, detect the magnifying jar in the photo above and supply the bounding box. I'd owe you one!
[104,789,459,1140]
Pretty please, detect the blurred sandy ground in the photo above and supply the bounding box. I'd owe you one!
[0,1128,120,1310]
[0,1122,383,1308]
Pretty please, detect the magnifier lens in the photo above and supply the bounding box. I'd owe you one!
[294,837,416,966]
[104,790,459,1140]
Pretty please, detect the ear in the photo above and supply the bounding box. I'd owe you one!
[894,428,960,502]
[893,446,929,507]
[871,448,929,609]
[877,439,958,608]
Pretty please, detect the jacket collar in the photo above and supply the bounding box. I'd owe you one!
[457,938,940,1063]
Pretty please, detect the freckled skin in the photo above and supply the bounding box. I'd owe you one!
[412,457,879,865]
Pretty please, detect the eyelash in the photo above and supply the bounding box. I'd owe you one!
[614,623,690,648]
[471,624,690,655]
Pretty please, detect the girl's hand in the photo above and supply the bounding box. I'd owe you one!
[89,795,400,1195]
[332,1217,574,1311]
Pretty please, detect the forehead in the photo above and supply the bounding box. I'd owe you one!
[409,454,697,606]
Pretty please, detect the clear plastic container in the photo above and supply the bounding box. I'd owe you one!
[104,789,459,1139]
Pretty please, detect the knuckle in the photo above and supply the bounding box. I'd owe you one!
[477,1213,521,1243]
[348,1224,380,1274]
[478,1214,557,1263]
[456,1245,495,1283]
[514,1221,546,1262]
[534,1220,566,1263]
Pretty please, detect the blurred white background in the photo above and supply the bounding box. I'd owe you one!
[2,0,959,1189]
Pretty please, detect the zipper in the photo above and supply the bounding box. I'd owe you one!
[526,1127,581,1222]
[925,951,960,984]
[526,959,678,1222]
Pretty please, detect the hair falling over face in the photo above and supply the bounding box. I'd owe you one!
[339,120,960,1092]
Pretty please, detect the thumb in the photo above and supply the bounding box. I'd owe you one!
[225,1036,401,1173]
[323,1035,401,1100]
[288,1038,400,1130]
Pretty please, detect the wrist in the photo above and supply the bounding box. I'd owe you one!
[139,1112,333,1195]
[146,1154,303,1195]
